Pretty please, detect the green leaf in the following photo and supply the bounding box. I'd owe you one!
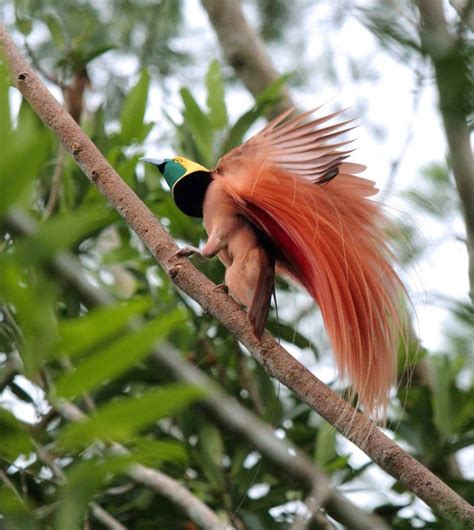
[130,438,188,466]
[120,69,150,142]
[42,13,64,48]
[11,206,112,266]
[180,87,213,166]
[0,487,34,529]
[254,74,291,106]
[431,356,453,439]
[445,432,474,454]
[0,103,50,215]
[0,408,34,460]
[57,384,204,450]
[222,75,290,152]
[223,107,263,152]
[197,421,225,489]
[55,455,133,530]
[0,262,58,373]
[15,15,33,35]
[0,61,12,148]
[314,420,337,470]
[102,245,141,265]
[253,360,281,419]
[206,60,227,129]
[230,446,250,478]
[81,44,114,65]
[58,297,151,359]
[54,310,185,399]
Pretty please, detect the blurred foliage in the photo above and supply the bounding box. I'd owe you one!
[0,1,473,529]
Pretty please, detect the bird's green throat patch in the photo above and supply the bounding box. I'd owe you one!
[162,159,187,190]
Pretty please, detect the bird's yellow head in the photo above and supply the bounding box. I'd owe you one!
[141,156,211,218]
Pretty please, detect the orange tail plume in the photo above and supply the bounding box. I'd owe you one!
[219,160,407,420]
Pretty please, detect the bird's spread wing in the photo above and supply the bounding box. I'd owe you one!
[218,105,367,184]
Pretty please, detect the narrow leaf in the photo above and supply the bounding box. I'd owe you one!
[206,60,227,129]
[197,421,225,489]
[55,455,133,530]
[57,384,203,450]
[0,104,50,214]
[223,107,263,152]
[314,420,337,470]
[0,61,11,147]
[0,262,58,373]
[54,310,185,399]
[42,13,64,48]
[58,297,151,359]
[120,69,150,142]
[255,74,291,105]
[131,438,188,466]
[431,356,453,439]
[12,206,112,266]
[0,408,34,460]
[222,74,290,154]
[15,16,33,35]
[180,87,213,166]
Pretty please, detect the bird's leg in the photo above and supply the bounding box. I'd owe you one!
[173,230,227,260]
[213,283,229,294]
[173,245,202,258]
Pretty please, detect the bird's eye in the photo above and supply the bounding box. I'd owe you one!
[175,158,182,163]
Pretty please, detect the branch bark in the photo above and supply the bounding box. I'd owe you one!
[200,0,293,117]
[416,0,474,303]
[1,25,473,529]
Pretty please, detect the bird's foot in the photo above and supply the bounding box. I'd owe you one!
[173,245,202,258]
[213,283,229,294]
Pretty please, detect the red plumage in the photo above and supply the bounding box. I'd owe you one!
[217,159,406,418]
[167,106,409,419]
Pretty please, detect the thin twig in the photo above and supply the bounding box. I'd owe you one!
[0,469,25,505]
[23,40,65,89]
[235,341,266,415]
[289,489,336,530]
[90,503,127,530]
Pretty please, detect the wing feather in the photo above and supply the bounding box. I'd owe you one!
[218,106,363,183]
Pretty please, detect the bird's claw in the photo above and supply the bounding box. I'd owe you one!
[173,246,202,258]
[213,283,229,294]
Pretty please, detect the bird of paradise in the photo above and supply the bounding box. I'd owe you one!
[143,105,408,420]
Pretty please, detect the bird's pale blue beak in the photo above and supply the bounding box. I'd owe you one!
[140,157,166,173]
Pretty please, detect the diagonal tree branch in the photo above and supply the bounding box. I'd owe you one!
[416,0,474,303]
[1,25,473,529]
[6,209,391,530]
